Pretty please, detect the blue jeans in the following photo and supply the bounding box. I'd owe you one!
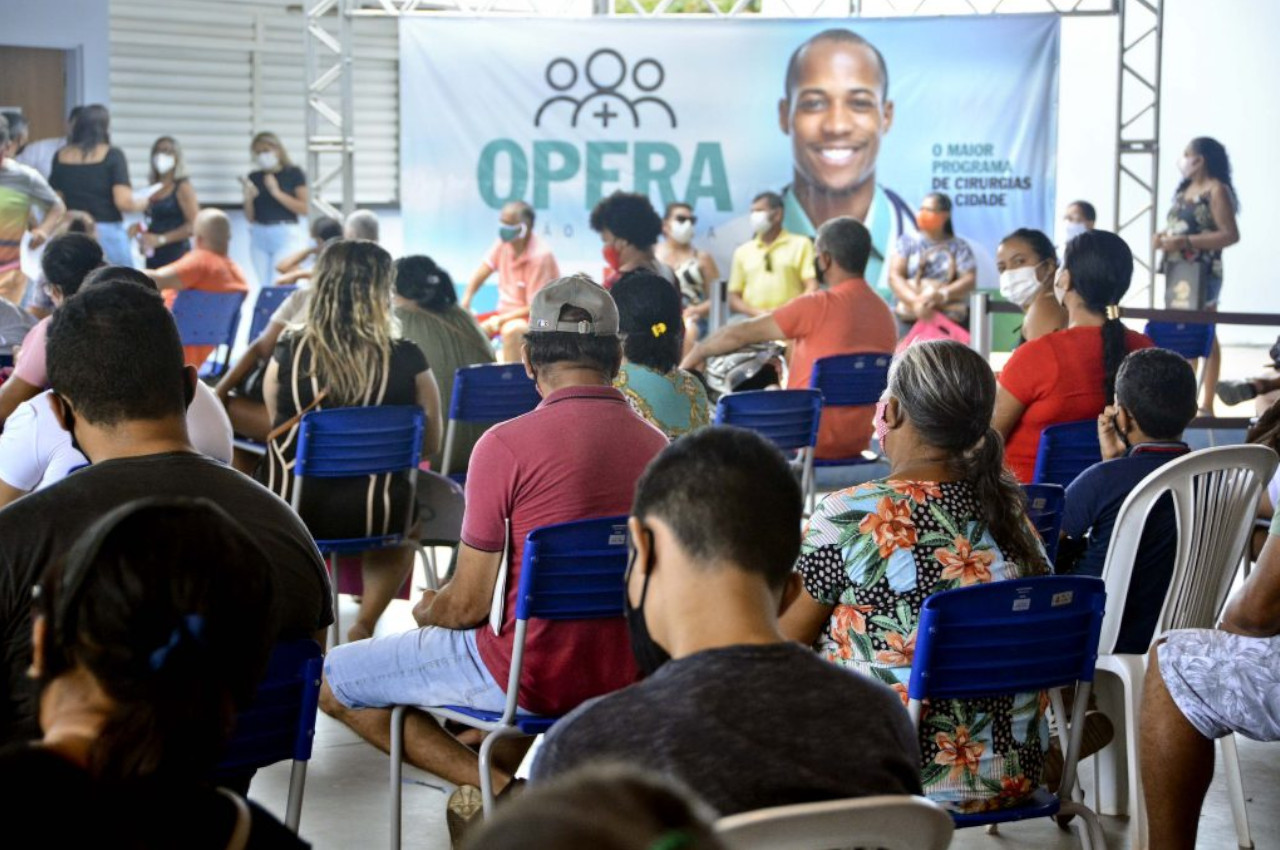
[96,221,135,268]
[249,222,301,289]
[324,626,512,712]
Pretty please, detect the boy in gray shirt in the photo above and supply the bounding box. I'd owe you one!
[532,427,921,815]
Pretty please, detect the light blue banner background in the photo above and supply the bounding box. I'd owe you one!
[400,15,1059,301]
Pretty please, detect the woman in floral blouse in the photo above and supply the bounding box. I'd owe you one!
[781,339,1051,813]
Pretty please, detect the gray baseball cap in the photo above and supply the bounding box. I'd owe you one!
[527,275,619,336]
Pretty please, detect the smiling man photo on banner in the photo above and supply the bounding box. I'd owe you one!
[710,28,912,293]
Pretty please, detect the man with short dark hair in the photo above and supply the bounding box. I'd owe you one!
[16,106,82,179]
[684,217,896,462]
[462,200,561,363]
[321,276,668,829]
[1064,200,1098,239]
[532,426,922,815]
[1059,347,1199,652]
[726,190,816,316]
[0,281,331,746]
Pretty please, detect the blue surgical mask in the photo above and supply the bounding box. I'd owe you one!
[499,222,526,243]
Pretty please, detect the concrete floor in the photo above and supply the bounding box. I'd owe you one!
[247,592,1277,850]
[249,345,1279,848]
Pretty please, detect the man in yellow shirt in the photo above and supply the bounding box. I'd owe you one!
[727,192,816,317]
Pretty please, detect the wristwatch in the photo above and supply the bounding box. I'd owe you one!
[158,234,168,246]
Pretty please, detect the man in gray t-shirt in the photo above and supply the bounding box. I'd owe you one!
[531,427,921,816]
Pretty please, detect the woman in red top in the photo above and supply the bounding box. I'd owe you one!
[993,230,1153,482]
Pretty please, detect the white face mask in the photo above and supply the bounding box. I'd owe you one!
[1178,155,1198,178]
[669,219,695,245]
[749,210,773,236]
[999,265,1045,308]
[1064,221,1088,241]
[257,150,279,171]
[1053,271,1069,306]
[153,152,176,175]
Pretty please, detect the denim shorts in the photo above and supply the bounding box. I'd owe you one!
[324,626,509,712]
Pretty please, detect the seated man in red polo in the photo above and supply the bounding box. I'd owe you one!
[146,208,248,368]
[319,275,668,837]
[682,216,897,476]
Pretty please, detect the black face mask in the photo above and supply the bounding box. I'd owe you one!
[814,254,829,286]
[625,528,671,677]
[54,393,87,461]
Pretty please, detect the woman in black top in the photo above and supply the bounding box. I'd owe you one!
[0,499,307,849]
[243,132,310,289]
[48,105,154,268]
[126,136,199,269]
[260,240,442,642]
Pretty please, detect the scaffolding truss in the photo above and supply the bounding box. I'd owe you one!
[308,0,1161,301]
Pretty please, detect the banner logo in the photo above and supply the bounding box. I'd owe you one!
[535,48,677,129]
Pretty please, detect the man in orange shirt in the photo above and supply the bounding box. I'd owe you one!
[460,200,560,363]
[682,216,897,463]
[146,208,248,368]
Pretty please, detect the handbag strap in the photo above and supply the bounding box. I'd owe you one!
[267,388,329,442]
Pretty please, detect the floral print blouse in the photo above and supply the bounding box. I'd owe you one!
[796,478,1049,812]
[1166,191,1224,281]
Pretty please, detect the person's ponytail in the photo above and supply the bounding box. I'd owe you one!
[956,427,1050,576]
[1101,311,1128,404]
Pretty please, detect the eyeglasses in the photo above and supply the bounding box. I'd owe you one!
[673,214,697,225]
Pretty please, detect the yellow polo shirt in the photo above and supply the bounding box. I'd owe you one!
[727,229,815,311]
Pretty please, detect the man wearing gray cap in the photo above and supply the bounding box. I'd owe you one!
[320,275,668,835]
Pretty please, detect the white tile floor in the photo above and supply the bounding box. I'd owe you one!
[251,346,1279,848]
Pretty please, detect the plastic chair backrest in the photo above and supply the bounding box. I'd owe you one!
[1097,444,1277,654]
[713,389,823,452]
[1023,483,1066,564]
[1143,321,1215,360]
[514,515,631,622]
[714,795,955,850]
[171,289,246,347]
[908,576,1107,702]
[808,353,892,407]
[249,284,299,340]
[218,640,323,771]
[1032,419,1101,487]
[294,406,425,479]
[448,363,541,423]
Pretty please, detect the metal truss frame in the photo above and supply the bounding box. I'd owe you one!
[308,0,1161,302]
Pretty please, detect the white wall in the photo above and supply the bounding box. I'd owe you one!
[0,0,111,109]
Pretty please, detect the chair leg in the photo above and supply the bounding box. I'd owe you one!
[419,543,438,592]
[477,726,521,817]
[285,760,307,832]
[330,553,342,649]
[1221,733,1254,849]
[390,705,407,850]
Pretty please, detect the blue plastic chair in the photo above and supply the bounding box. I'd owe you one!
[1023,482,1067,564]
[907,576,1108,848]
[291,405,428,644]
[440,363,541,480]
[171,289,247,378]
[1032,419,1101,488]
[388,514,631,846]
[808,352,893,466]
[249,284,299,340]
[714,388,824,512]
[217,639,323,832]
[1143,320,1214,361]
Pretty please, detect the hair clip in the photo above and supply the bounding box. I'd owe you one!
[1105,304,1122,320]
[648,831,693,850]
[651,322,667,338]
[427,274,439,285]
[149,614,207,672]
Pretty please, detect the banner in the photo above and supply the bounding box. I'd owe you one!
[400,15,1059,304]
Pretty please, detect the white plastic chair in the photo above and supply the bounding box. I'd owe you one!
[1090,444,1277,850]
[715,795,954,850]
